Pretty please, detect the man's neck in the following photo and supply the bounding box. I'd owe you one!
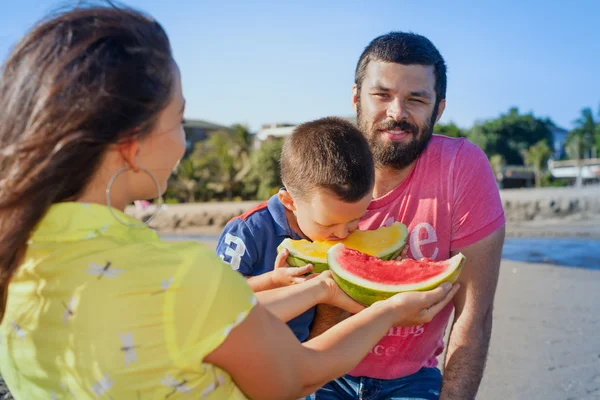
[373,161,416,199]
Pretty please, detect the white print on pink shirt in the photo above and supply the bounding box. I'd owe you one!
[386,216,440,260]
[369,326,426,357]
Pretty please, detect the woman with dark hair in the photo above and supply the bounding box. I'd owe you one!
[0,5,458,399]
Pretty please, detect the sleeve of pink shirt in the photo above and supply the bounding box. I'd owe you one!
[449,140,506,251]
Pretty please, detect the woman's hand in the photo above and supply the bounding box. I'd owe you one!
[379,282,460,327]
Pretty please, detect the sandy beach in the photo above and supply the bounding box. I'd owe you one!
[477,260,600,400]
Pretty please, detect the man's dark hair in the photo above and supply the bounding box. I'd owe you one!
[355,32,447,105]
[280,117,374,202]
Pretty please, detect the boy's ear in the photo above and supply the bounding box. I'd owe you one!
[278,190,296,212]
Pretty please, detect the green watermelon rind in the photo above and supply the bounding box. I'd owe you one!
[286,254,329,274]
[379,245,405,261]
[327,243,466,306]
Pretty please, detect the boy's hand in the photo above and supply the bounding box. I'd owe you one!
[271,248,315,288]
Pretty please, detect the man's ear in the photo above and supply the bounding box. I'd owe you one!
[278,189,296,212]
[351,84,359,114]
[434,99,446,124]
[117,137,141,172]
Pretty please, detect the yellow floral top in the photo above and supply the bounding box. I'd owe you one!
[0,202,255,399]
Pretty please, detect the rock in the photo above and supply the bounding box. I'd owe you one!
[147,211,178,230]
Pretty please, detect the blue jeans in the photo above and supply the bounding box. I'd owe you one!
[307,368,442,400]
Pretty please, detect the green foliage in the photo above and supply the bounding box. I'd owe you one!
[522,140,552,188]
[541,176,571,188]
[489,154,506,174]
[433,121,466,138]
[566,106,599,160]
[166,158,203,202]
[166,124,285,202]
[467,107,553,165]
[242,137,284,200]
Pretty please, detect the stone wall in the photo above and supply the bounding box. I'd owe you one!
[125,201,262,231]
[127,186,600,231]
[500,186,600,222]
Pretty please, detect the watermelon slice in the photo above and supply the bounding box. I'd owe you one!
[278,222,408,273]
[327,243,465,306]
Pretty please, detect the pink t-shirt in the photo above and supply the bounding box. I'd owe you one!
[349,135,505,380]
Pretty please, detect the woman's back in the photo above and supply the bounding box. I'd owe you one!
[0,202,255,399]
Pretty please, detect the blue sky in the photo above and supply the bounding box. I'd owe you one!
[2,0,599,131]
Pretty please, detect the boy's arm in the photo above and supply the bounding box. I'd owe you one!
[217,221,314,293]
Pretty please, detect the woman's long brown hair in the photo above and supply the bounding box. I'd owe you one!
[0,5,175,323]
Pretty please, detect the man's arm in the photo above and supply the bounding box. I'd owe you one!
[440,225,505,400]
[307,304,351,339]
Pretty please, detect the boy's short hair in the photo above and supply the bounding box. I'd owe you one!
[280,116,374,202]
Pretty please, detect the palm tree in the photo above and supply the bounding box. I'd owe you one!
[170,159,202,203]
[567,107,597,188]
[197,129,252,200]
[595,104,600,158]
[489,154,506,188]
[522,140,552,188]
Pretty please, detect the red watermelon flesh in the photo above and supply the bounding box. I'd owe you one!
[337,247,450,285]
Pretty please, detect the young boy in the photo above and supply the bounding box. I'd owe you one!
[216,116,375,342]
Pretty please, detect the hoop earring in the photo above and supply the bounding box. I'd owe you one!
[105,167,163,228]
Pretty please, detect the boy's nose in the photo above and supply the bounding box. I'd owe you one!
[334,226,350,240]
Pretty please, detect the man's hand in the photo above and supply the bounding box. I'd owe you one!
[271,248,315,288]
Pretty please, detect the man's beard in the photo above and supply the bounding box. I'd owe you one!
[357,101,438,170]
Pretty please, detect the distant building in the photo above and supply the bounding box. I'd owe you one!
[183,118,230,155]
[548,124,569,160]
[255,117,357,145]
[255,123,296,142]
